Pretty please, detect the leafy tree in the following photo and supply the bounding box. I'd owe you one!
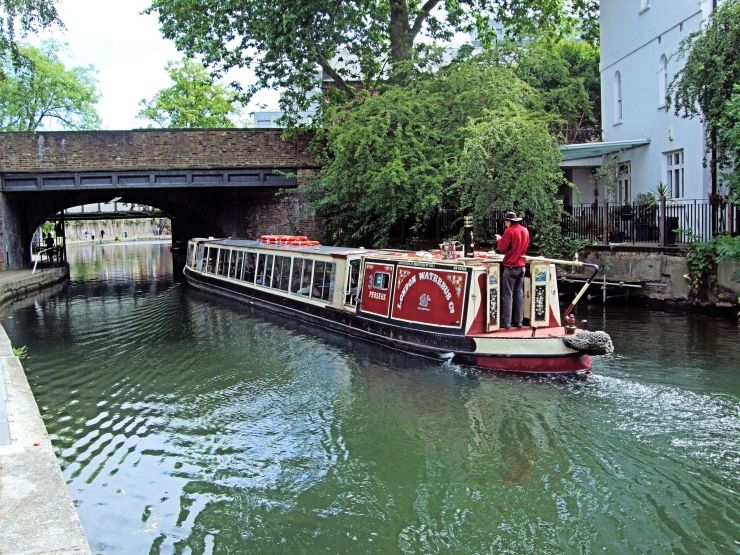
[0,0,60,61]
[312,58,543,246]
[494,38,600,143]
[669,0,740,197]
[137,58,240,128]
[454,103,567,256]
[146,0,599,119]
[718,84,740,202]
[0,40,100,130]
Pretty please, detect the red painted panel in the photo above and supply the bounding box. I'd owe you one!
[390,265,467,328]
[475,354,591,373]
[361,262,395,317]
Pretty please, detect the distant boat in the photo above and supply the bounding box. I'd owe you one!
[184,235,613,375]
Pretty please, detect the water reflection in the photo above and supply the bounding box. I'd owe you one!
[2,242,738,553]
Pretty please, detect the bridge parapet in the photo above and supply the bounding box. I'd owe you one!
[0,129,317,174]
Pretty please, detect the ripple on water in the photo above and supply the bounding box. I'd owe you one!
[3,244,739,553]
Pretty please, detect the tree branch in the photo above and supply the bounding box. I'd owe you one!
[317,53,354,98]
[410,0,441,41]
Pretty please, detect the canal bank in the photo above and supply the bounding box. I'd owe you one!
[0,266,69,308]
[577,246,740,317]
[0,267,90,554]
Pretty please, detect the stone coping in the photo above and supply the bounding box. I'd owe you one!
[0,325,90,553]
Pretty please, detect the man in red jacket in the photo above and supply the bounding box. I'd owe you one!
[495,211,530,329]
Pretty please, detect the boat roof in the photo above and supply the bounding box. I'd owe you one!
[192,237,515,266]
[198,238,374,257]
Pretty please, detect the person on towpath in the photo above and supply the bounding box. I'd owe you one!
[494,211,530,329]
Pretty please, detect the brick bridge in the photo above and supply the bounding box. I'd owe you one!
[0,129,320,269]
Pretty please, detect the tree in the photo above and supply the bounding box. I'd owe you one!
[147,0,599,119]
[669,0,740,197]
[454,103,567,256]
[0,40,100,131]
[0,0,60,61]
[718,84,740,202]
[494,38,600,143]
[312,58,543,246]
[137,58,240,128]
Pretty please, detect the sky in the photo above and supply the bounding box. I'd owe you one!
[33,0,279,130]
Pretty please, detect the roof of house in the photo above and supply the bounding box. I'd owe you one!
[559,139,651,164]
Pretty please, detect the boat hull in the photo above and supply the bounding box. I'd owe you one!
[184,267,591,375]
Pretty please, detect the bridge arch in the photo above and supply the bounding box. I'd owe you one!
[0,129,320,269]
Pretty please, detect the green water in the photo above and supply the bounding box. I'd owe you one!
[4,242,738,554]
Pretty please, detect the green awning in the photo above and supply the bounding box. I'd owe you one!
[559,139,650,162]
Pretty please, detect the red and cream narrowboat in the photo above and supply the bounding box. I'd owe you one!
[184,235,613,375]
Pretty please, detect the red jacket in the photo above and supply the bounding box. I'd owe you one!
[497,223,530,268]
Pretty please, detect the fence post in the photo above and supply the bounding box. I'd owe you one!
[602,201,610,245]
[658,197,666,246]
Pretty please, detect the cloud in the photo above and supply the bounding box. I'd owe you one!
[33,0,278,129]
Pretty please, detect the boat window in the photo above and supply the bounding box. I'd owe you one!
[243,252,256,283]
[216,249,229,276]
[274,256,291,291]
[230,251,244,280]
[256,254,274,287]
[312,261,336,301]
[187,244,194,266]
[373,272,390,290]
[206,247,218,274]
[196,244,205,271]
[291,258,313,296]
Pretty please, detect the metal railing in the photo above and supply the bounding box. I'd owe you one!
[440,199,737,246]
[565,199,737,245]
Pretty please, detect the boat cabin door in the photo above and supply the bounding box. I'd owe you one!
[343,256,363,307]
[486,264,500,331]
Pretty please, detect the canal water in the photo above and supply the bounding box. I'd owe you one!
[3,242,738,554]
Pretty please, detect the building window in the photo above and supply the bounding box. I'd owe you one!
[658,55,668,108]
[613,71,623,124]
[665,149,685,199]
[618,162,631,204]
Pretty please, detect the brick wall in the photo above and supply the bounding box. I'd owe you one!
[0,129,318,173]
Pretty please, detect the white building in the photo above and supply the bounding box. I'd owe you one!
[562,0,717,206]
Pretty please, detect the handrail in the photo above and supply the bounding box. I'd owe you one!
[563,262,601,317]
[32,247,57,274]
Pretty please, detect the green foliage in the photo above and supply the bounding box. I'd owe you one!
[313,86,448,246]
[137,58,239,128]
[669,0,740,198]
[714,234,740,264]
[312,59,543,247]
[493,38,600,142]
[718,84,740,202]
[593,153,628,203]
[685,234,740,296]
[12,345,28,359]
[147,0,599,122]
[455,103,567,256]
[0,0,59,61]
[0,40,100,130]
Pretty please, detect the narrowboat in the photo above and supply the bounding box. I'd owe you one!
[184,235,613,375]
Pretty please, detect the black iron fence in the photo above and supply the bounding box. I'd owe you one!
[441,199,738,246]
[564,199,738,245]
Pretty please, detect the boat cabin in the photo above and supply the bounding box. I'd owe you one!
[185,237,564,336]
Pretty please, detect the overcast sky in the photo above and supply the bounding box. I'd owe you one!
[33,0,279,130]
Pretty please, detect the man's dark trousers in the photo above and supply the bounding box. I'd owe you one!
[501,266,525,327]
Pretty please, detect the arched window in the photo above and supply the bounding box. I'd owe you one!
[613,71,623,124]
[658,55,668,107]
